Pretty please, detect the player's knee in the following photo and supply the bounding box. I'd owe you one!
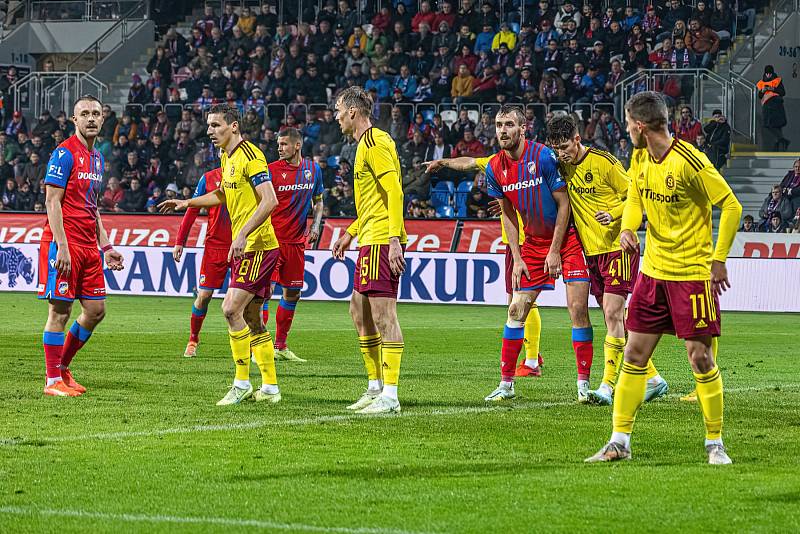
[221,302,240,323]
[283,289,301,302]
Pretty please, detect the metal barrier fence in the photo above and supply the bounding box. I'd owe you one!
[28,0,147,21]
[11,71,107,119]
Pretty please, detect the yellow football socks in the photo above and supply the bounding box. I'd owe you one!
[251,331,277,385]
[645,359,660,381]
[601,335,625,389]
[381,341,404,386]
[228,326,251,381]
[523,305,541,361]
[694,365,724,440]
[612,362,648,434]
[358,333,383,381]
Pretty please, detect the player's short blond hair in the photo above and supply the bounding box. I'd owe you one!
[337,86,373,118]
[625,91,669,130]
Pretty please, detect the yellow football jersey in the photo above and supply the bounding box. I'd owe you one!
[220,140,279,253]
[560,148,629,256]
[476,155,524,245]
[346,127,407,246]
[622,139,738,281]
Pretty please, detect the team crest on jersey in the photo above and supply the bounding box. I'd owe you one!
[304,170,312,179]
[57,281,69,295]
[584,171,593,183]
[229,164,235,176]
[79,157,85,165]
[665,174,675,190]
[527,161,537,176]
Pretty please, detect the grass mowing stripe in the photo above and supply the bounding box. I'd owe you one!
[3,383,796,447]
[0,506,434,534]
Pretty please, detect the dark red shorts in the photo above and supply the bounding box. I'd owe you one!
[626,273,721,339]
[199,247,230,290]
[516,230,589,292]
[229,248,280,299]
[504,246,513,295]
[586,248,640,300]
[353,244,401,298]
[38,240,106,301]
[271,242,306,289]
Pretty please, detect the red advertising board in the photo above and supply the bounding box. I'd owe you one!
[456,220,505,253]
[0,213,208,247]
[318,218,457,252]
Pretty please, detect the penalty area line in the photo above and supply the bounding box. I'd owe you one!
[0,506,434,534]
[1,384,798,447]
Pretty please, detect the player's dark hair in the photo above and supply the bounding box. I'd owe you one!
[337,86,373,118]
[208,103,240,125]
[546,115,579,144]
[277,127,302,143]
[72,94,102,113]
[625,91,669,130]
[495,105,525,126]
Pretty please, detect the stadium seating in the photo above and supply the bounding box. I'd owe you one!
[455,180,474,218]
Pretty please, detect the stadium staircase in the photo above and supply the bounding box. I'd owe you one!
[724,150,800,217]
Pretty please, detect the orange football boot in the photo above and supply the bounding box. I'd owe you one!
[61,368,86,394]
[43,380,81,397]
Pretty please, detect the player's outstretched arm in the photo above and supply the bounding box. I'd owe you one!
[45,186,71,276]
[422,156,478,173]
[96,214,124,271]
[229,181,278,261]
[159,189,224,213]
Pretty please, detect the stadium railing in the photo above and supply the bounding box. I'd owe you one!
[613,67,756,144]
[11,71,108,119]
[28,0,148,22]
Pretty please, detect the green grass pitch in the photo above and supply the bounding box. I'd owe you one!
[1,293,799,533]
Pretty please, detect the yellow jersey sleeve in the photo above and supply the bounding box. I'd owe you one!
[244,147,270,185]
[475,157,491,172]
[352,128,408,246]
[606,159,630,221]
[620,149,645,236]
[692,163,743,263]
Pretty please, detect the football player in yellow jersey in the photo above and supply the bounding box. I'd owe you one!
[160,104,282,406]
[586,92,741,465]
[424,159,545,378]
[331,86,408,415]
[546,115,668,406]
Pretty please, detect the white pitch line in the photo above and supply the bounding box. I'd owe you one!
[2,384,797,447]
[0,506,433,534]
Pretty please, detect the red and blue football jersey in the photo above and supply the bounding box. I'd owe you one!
[175,167,232,250]
[42,135,105,247]
[485,140,566,242]
[269,158,323,244]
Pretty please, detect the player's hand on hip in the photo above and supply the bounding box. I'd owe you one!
[594,210,613,225]
[228,235,246,262]
[105,249,125,271]
[487,199,502,217]
[332,233,353,260]
[173,245,184,262]
[55,246,71,277]
[512,258,529,291]
[388,237,406,276]
[710,260,730,295]
[619,229,638,255]
[544,250,562,279]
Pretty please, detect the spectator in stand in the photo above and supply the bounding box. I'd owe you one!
[539,68,566,104]
[759,185,794,230]
[710,0,735,47]
[451,64,475,103]
[614,137,632,168]
[765,212,789,234]
[661,0,692,40]
[117,177,147,213]
[757,65,790,151]
[31,110,58,140]
[673,106,703,145]
[21,151,45,188]
[779,159,800,212]
[101,177,124,212]
[5,111,27,136]
[337,182,357,216]
[739,214,757,232]
[403,130,431,164]
[403,156,431,199]
[492,21,517,52]
[15,181,34,211]
[704,109,731,169]
[113,114,138,144]
[685,18,720,68]
[452,127,485,158]
[2,178,17,209]
[466,186,489,217]
[474,23,495,55]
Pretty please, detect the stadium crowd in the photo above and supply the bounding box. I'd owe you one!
[0,0,777,223]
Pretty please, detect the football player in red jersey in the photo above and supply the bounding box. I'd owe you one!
[38,96,125,397]
[263,128,323,361]
[172,167,232,357]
